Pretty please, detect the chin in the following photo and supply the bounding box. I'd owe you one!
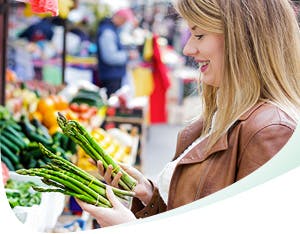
[201,77,215,87]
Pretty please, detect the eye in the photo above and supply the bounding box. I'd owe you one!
[195,34,204,40]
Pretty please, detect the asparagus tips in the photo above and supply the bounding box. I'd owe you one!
[57,112,68,131]
[56,112,137,191]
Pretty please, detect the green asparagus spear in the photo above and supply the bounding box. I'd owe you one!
[57,112,137,191]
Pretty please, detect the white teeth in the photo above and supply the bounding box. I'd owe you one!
[200,61,210,67]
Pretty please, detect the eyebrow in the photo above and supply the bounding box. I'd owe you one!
[191,25,197,30]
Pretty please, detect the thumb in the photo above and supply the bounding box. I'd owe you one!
[119,162,142,178]
[106,186,123,208]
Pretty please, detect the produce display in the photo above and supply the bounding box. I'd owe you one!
[2,76,140,221]
[0,105,75,171]
[5,179,42,208]
[70,88,105,108]
[17,143,134,208]
[34,95,69,134]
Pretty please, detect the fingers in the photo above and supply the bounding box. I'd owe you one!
[97,161,122,187]
[75,198,100,213]
[88,158,96,166]
[103,165,114,183]
[111,171,122,188]
[97,161,113,183]
[119,163,142,180]
[97,160,105,176]
[106,187,122,209]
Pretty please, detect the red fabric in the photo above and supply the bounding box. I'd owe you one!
[29,0,58,16]
[149,34,171,123]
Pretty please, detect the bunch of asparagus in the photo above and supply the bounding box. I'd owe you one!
[16,144,134,208]
[57,112,137,191]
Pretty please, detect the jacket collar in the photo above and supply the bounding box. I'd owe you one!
[178,131,228,164]
[178,101,265,165]
[238,101,265,121]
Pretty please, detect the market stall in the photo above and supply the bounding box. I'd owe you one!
[1,0,195,231]
[1,1,143,232]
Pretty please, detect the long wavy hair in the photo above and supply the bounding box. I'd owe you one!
[174,0,300,152]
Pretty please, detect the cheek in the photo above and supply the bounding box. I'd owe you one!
[212,39,225,86]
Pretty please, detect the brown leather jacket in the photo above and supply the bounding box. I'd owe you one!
[131,102,296,218]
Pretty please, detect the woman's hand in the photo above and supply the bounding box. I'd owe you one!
[76,187,136,227]
[97,161,154,205]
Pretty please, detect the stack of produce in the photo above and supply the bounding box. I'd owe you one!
[0,106,75,171]
[34,94,69,135]
[5,82,40,119]
[70,88,105,108]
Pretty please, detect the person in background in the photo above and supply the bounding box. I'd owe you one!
[19,17,54,42]
[77,0,300,227]
[96,8,139,98]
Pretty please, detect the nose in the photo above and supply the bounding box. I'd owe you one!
[183,38,198,57]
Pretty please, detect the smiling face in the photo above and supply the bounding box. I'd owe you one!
[183,24,225,87]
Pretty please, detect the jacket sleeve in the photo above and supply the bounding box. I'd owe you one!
[130,181,167,218]
[237,124,294,180]
[98,29,128,65]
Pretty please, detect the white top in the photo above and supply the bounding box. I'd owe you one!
[156,134,208,204]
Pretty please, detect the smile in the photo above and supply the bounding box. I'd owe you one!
[199,61,210,73]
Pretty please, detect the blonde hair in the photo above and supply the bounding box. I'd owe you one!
[175,0,300,152]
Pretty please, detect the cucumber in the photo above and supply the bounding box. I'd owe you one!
[4,125,26,141]
[67,138,77,154]
[0,135,20,154]
[60,134,69,150]
[31,118,52,141]
[28,131,53,145]
[0,143,19,165]
[0,120,22,131]
[1,131,26,149]
[1,155,15,171]
[19,116,53,145]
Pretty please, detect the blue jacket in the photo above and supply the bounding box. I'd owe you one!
[96,18,128,80]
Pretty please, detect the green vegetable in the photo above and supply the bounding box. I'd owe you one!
[1,155,16,171]
[31,118,52,141]
[57,112,137,191]
[1,130,26,149]
[0,134,20,154]
[16,144,134,208]
[5,179,42,208]
[0,105,12,120]
[20,115,53,145]
[0,143,19,165]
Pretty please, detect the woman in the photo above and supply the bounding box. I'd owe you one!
[77,0,300,227]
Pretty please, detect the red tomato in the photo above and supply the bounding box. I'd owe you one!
[69,103,80,112]
[79,103,90,113]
